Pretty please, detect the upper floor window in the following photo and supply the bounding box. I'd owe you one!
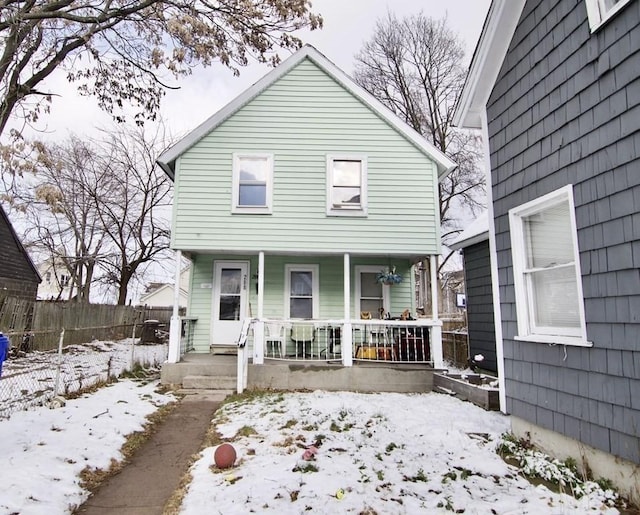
[232,153,273,214]
[509,185,590,346]
[585,0,632,31]
[60,274,70,288]
[327,155,367,216]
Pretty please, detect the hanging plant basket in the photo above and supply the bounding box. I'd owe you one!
[376,267,403,285]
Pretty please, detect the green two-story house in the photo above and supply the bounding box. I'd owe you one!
[157,45,455,376]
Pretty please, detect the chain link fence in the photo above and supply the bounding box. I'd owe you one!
[0,330,168,420]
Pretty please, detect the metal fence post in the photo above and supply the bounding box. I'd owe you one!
[53,328,65,397]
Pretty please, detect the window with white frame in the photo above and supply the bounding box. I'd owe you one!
[585,0,632,31]
[509,185,590,345]
[355,266,389,317]
[327,155,367,215]
[285,265,319,319]
[232,153,273,213]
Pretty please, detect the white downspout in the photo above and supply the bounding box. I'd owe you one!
[254,251,265,365]
[167,250,182,363]
[342,253,353,366]
[430,254,443,368]
[480,110,507,414]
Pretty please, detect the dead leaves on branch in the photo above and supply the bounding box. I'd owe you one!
[0,0,323,135]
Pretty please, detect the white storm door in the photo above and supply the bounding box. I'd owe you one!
[212,261,249,345]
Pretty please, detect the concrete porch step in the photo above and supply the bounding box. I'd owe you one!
[182,375,237,390]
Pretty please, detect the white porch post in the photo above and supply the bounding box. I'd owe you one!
[254,251,265,364]
[167,250,182,363]
[342,253,353,366]
[430,254,444,368]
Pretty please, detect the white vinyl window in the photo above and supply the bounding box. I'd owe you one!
[355,266,390,317]
[509,185,590,346]
[285,265,319,319]
[327,155,367,216]
[585,0,632,31]
[232,153,273,214]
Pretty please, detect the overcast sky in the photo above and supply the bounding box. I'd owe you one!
[24,0,492,141]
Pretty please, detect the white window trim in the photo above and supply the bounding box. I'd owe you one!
[584,0,632,32]
[326,154,368,217]
[231,153,274,214]
[284,264,320,319]
[509,185,592,347]
[354,265,391,316]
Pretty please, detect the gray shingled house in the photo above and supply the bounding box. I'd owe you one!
[454,0,640,504]
[0,204,41,334]
[450,212,498,374]
[0,205,40,301]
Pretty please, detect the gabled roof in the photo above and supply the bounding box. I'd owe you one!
[157,44,457,179]
[139,282,188,305]
[0,204,41,282]
[449,211,489,250]
[453,0,527,129]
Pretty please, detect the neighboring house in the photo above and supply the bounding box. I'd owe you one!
[455,0,639,503]
[139,266,190,308]
[0,204,41,331]
[450,212,497,373]
[157,45,456,371]
[36,259,73,301]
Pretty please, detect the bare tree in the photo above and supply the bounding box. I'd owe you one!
[12,136,110,301]
[0,0,323,137]
[5,122,173,304]
[92,123,173,305]
[354,12,484,263]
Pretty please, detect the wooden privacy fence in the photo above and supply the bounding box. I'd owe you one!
[0,294,178,351]
[441,316,469,369]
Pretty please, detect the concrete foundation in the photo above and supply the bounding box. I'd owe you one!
[161,354,435,394]
[511,416,640,507]
[249,362,433,393]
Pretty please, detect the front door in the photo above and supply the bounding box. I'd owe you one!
[212,261,249,345]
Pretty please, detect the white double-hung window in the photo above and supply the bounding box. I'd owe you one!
[285,265,319,319]
[327,155,367,216]
[232,153,273,214]
[509,185,590,346]
[584,0,632,31]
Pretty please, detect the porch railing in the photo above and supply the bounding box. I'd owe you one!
[351,321,432,363]
[258,318,440,365]
[180,316,198,356]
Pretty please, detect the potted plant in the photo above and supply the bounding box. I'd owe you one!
[376,266,403,285]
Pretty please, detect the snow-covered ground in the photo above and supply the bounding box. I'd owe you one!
[183,391,621,515]
[0,378,175,515]
[0,339,167,418]
[0,373,624,514]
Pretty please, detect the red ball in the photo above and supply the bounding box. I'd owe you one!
[214,443,237,469]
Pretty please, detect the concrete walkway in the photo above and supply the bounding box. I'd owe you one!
[76,390,231,515]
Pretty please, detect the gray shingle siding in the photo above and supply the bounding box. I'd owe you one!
[487,0,640,464]
[462,241,497,373]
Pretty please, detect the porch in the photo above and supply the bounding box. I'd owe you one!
[162,317,442,393]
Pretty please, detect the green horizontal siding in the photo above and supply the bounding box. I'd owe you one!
[173,58,440,256]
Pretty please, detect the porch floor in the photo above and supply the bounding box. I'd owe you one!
[161,352,439,394]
